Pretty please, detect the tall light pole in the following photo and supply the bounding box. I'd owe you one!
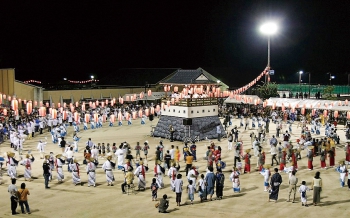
[260,22,278,84]
[327,72,335,85]
[91,75,94,87]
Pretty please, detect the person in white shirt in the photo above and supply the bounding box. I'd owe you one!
[169,145,175,163]
[66,147,74,172]
[270,144,278,166]
[102,154,115,186]
[115,145,125,169]
[37,140,47,159]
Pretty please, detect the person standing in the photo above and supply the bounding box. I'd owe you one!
[18,183,31,214]
[36,140,47,159]
[258,150,266,171]
[260,164,271,192]
[8,178,19,215]
[190,142,197,162]
[86,158,96,187]
[227,132,233,151]
[185,152,193,176]
[143,141,150,160]
[320,148,327,169]
[155,147,161,165]
[102,154,115,186]
[187,180,196,204]
[230,167,241,193]
[269,168,283,203]
[150,178,159,200]
[55,154,65,183]
[18,154,33,182]
[287,171,298,203]
[167,163,178,191]
[311,171,322,206]
[154,160,164,188]
[69,159,81,186]
[299,181,310,207]
[60,137,66,153]
[43,161,51,189]
[7,152,19,179]
[234,142,242,167]
[169,125,175,142]
[215,169,225,199]
[134,160,148,191]
[270,144,278,166]
[204,166,216,201]
[216,124,222,142]
[174,174,183,206]
[169,145,175,164]
[337,160,346,187]
[242,149,251,174]
[307,146,314,170]
[134,142,142,160]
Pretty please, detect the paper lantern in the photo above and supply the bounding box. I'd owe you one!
[145,108,149,116]
[24,99,27,105]
[156,105,160,112]
[338,101,341,106]
[161,102,165,110]
[70,106,75,112]
[110,100,114,107]
[34,101,38,107]
[74,112,79,121]
[272,102,276,110]
[94,113,98,122]
[171,98,175,105]
[164,86,168,92]
[110,114,115,123]
[148,90,152,96]
[11,99,18,111]
[125,113,130,120]
[52,109,57,119]
[323,110,328,117]
[57,103,61,108]
[126,96,130,102]
[119,97,124,105]
[263,102,267,108]
[167,86,170,91]
[174,86,178,92]
[334,111,338,118]
[75,102,79,107]
[62,111,67,120]
[49,108,52,114]
[312,109,316,116]
[105,99,109,105]
[345,99,349,106]
[301,108,305,115]
[132,112,136,119]
[81,104,85,112]
[150,107,155,115]
[59,107,63,113]
[140,92,144,99]
[133,94,136,100]
[0,94,2,104]
[347,111,350,119]
[26,101,33,114]
[3,108,7,116]
[96,100,99,106]
[138,109,143,118]
[84,114,90,123]
[167,101,170,108]
[8,96,11,101]
[63,102,67,108]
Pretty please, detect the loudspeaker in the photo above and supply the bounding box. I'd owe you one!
[183,118,192,126]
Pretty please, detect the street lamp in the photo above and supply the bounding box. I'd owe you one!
[299,71,303,90]
[90,75,94,87]
[327,72,335,85]
[260,22,278,84]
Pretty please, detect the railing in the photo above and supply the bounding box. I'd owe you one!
[162,97,218,107]
[277,84,350,95]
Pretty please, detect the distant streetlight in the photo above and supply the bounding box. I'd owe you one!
[217,80,221,84]
[260,22,278,84]
[299,71,303,88]
[327,72,335,85]
[63,78,67,81]
[90,75,94,87]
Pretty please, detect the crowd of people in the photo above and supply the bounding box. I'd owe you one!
[1,102,350,215]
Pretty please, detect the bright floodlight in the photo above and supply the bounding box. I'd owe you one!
[91,75,94,79]
[331,76,335,79]
[260,22,278,35]
[217,80,221,83]
[299,71,303,74]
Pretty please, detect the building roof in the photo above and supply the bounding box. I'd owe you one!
[159,68,221,85]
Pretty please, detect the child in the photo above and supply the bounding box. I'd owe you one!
[174,174,183,206]
[151,178,159,201]
[197,174,205,202]
[187,180,196,204]
[299,180,310,207]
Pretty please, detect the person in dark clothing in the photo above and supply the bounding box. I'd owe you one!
[164,150,171,169]
[158,194,169,213]
[269,168,283,202]
[60,137,66,153]
[43,162,51,189]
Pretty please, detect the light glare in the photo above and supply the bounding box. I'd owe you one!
[260,22,278,35]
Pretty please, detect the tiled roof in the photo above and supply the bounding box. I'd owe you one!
[160,68,219,85]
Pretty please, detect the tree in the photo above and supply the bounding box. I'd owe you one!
[256,82,278,100]
[323,86,335,100]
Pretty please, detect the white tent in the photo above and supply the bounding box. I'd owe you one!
[224,95,262,105]
[267,98,350,111]
[122,92,165,102]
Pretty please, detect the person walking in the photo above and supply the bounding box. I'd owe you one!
[311,171,322,206]
[18,183,31,214]
[299,181,310,207]
[215,169,225,199]
[269,168,283,203]
[287,171,298,203]
[86,158,96,187]
[8,178,19,215]
[185,152,193,176]
[216,125,222,142]
[270,144,278,166]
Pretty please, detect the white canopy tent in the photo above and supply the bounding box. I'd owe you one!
[224,95,263,105]
[122,92,165,102]
[267,98,350,111]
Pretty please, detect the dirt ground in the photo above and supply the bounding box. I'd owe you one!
[0,118,349,218]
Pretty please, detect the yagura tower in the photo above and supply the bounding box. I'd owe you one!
[153,68,228,141]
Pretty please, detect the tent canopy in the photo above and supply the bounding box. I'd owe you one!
[224,95,262,105]
[122,92,165,101]
[267,98,350,111]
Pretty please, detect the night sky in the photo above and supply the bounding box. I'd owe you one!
[0,1,349,87]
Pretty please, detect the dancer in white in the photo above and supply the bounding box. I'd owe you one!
[69,159,81,186]
[154,160,164,188]
[260,164,271,192]
[167,163,178,190]
[6,152,19,179]
[187,166,198,189]
[134,160,148,190]
[230,167,241,193]
[86,158,96,187]
[55,154,65,183]
[102,154,115,186]
[37,140,47,159]
[20,154,35,181]
[337,160,347,187]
